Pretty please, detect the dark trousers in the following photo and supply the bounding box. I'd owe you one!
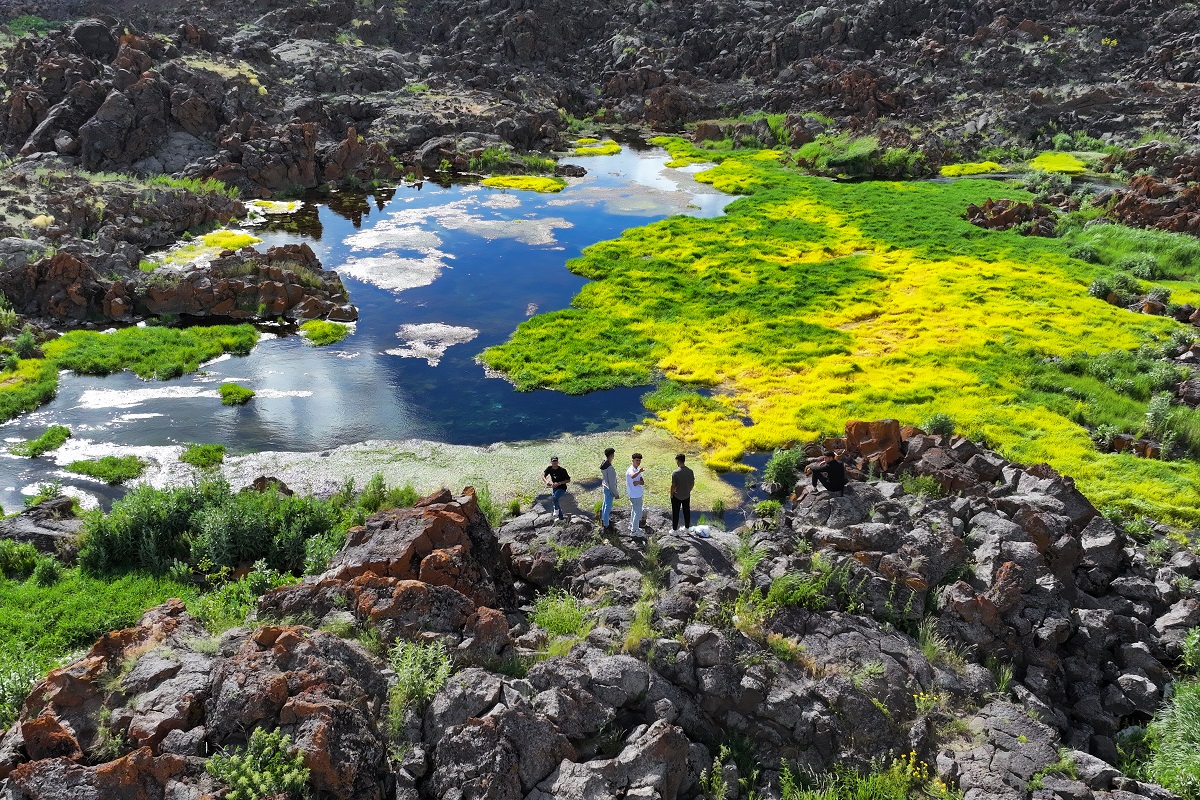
[812,473,844,494]
[671,496,691,529]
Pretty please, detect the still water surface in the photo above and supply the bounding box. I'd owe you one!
[0,146,732,510]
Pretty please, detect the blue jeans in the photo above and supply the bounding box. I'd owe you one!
[630,495,643,533]
[551,487,566,517]
[602,487,615,526]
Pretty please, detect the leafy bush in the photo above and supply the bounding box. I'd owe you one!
[9,425,70,457]
[0,540,40,579]
[181,443,226,469]
[766,570,830,611]
[299,320,350,346]
[219,383,255,405]
[65,455,147,485]
[755,499,782,518]
[12,329,36,359]
[1071,245,1101,263]
[923,413,956,436]
[732,533,768,583]
[0,652,41,729]
[532,588,590,637]
[205,728,309,800]
[388,639,453,729]
[31,559,61,587]
[763,449,806,493]
[1118,254,1161,281]
[189,561,296,633]
[1184,627,1200,675]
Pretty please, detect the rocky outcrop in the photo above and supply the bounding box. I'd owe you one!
[0,496,82,559]
[965,198,1058,237]
[0,434,1192,799]
[103,242,357,322]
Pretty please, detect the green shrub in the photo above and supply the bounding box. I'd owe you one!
[384,484,419,509]
[23,479,63,508]
[12,329,36,359]
[219,383,255,405]
[766,570,829,611]
[387,639,453,731]
[1118,254,1162,281]
[205,727,309,800]
[732,533,768,583]
[763,449,805,493]
[181,443,226,469]
[0,353,17,372]
[189,561,296,633]
[923,413,956,436]
[31,558,61,586]
[755,499,782,518]
[1184,628,1200,675]
[0,540,40,579]
[65,455,147,485]
[0,306,17,336]
[9,424,70,457]
[0,652,41,729]
[532,588,589,637]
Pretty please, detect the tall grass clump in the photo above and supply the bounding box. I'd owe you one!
[9,424,70,457]
[43,325,258,380]
[219,383,255,405]
[532,588,590,637]
[147,174,240,199]
[763,449,806,493]
[387,639,452,735]
[1145,680,1200,798]
[205,728,309,800]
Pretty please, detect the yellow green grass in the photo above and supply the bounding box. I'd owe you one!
[941,161,1004,177]
[160,230,262,266]
[482,146,1200,522]
[574,140,622,157]
[1029,152,1087,174]
[481,176,567,193]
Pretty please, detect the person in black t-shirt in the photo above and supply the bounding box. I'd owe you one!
[808,450,846,495]
[542,456,571,520]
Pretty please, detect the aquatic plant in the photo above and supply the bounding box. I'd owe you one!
[482,147,1200,521]
[65,455,148,485]
[574,140,622,157]
[180,443,226,469]
[40,325,257,381]
[481,176,566,193]
[9,424,70,457]
[299,319,350,346]
[219,383,255,405]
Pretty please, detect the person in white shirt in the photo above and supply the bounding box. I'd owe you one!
[625,452,646,537]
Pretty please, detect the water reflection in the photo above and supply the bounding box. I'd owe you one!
[0,147,734,510]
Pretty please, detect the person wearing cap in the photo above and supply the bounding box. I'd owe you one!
[543,456,571,520]
[626,453,646,537]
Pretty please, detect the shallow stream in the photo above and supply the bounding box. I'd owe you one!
[0,145,733,511]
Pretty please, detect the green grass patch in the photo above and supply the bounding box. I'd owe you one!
[219,383,255,405]
[940,161,1004,177]
[1145,679,1200,798]
[4,15,56,36]
[0,357,59,422]
[298,319,350,346]
[181,443,226,469]
[42,325,258,380]
[9,424,70,457]
[65,455,148,485]
[163,229,262,265]
[531,588,590,637]
[481,150,1200,520]
[0,568,195,725]
[1029,151,1087,174]
[481,175,567,193]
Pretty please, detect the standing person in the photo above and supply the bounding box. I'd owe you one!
[807,450,846,495]
[600,447,619,528]
[670,453,695,532]
[626,452,646,537]
[542,456,571,520]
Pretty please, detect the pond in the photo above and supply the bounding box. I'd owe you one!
[0,145,733,511]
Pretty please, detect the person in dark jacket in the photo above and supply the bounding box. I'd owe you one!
[808,450,846,495]
[542,456,571,519]
[670,453,695,532]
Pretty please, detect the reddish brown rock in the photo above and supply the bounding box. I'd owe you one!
[8,748,187,800]
[844,418,903,470]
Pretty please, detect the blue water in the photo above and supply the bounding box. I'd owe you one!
[0,146,732,510]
